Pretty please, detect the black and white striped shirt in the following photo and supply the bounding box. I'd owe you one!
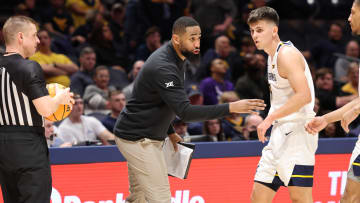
[0,54,48,129]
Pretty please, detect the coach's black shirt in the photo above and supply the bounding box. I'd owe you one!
[0,54,48,130]
[114,42,230,141]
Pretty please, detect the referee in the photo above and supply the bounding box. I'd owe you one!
[0,16,73,203]
[114,16,266,203]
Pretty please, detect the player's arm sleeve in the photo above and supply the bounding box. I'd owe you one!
[23,61,49,100]
[153,66,230,122]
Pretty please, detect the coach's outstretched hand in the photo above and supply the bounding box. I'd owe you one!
[229,99,266,114]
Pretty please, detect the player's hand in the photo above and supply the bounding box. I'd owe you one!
[168,133,183,152]
[341,109,358,133]
[257,117,271,143]
[229,99,266,114]
[305,116,327,135]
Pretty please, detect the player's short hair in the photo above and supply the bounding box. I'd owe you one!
[247,6,279,26]
[172,16,199,35]
[3,15,37,45]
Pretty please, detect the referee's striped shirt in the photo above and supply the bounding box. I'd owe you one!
[0,54,48,130]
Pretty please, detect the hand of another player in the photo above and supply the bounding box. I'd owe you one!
[168,133,183,152]
[341,109,358,133]
[257,118,271,143]
[305,116,327,135]
[230,99,266,114]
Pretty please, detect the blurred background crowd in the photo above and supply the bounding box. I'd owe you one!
[1,0,359,147]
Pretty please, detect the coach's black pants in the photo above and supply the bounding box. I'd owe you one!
[0,129,52,203]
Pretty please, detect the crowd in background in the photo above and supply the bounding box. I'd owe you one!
[1,0,359,146]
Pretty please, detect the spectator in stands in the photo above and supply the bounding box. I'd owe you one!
[44,119,71,147]
[172,117,190,142]
[320,122,337,138]
[57,95,115,145]
[191,0,237,52]
[14,0,41,22]
[66,0,102,28]
[101,90,126,132]
[123,60,144,100]
[199,58,234,105]
[83,66,116,114]
[219,91,245,140]
[70,46,96,96]
[88,21,128,71]
[242,114,263,140]
[235,53,268,100]
[135,26,162,61]
[42,0,75,37]
[196,35,239,82]
[203,119,226,142]
[239,36,257,57]
[334,40,360,83]
[315,68,357,115]
[126,0,187,42]
[108,3,126,43]
[40,0,79,60]
[341,62,359,95]
[72,9,104,45]
[29,29,78,87]
[314,97,320,115]
[186,85,204,135]
[303,23,345,69]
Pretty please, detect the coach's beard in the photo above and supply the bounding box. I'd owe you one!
[182,50,201,66]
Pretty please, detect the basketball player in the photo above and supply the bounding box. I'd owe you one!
[306,1,360,202]
[248,7,317,203]
[0,16,73,203]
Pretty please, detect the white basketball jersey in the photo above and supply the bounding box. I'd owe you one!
[267,41,315,122]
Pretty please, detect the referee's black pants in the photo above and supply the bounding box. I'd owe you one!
[0,130,52,203]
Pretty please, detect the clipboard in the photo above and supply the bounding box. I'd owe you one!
[162,138,195,179]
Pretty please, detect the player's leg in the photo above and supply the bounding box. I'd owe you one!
[341,165,360,203]
[252,123,281,203]
[288,186,312,203]
[251,181,277,203]
[341,178,360,203]
[287,165,314,203]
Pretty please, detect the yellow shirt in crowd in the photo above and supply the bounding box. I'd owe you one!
[29,52,73,87]
[66,0,100,28]
[341,83,358,95]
